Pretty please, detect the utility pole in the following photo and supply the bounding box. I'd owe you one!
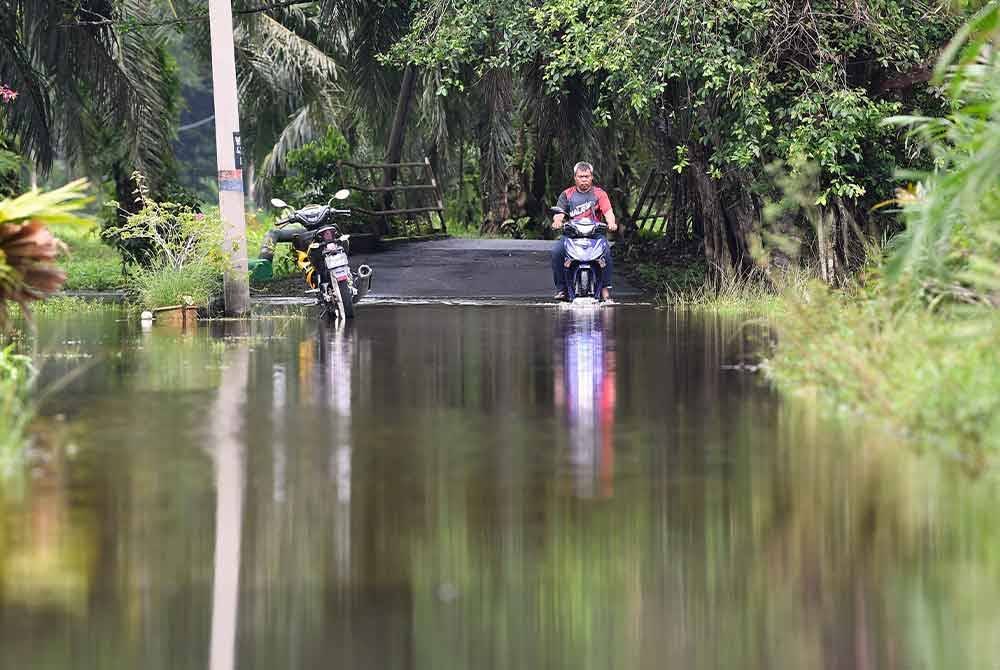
[208,0,250,316]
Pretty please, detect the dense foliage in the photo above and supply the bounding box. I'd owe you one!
[391,0,966,268]
[764,3,1000,459]
[0,0,979,276]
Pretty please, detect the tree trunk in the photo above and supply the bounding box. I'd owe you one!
[813,196,864,285]
[477,67,514,235]
[721,174,761,276]
[381,64,417,235]
[688,142,732,281]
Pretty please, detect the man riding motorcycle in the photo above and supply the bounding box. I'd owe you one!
[551,161,618,301]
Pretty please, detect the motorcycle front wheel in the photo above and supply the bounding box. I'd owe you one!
[576,268,591,298]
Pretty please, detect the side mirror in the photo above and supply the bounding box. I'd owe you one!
[271,197,289,209]
[333,189,351,201]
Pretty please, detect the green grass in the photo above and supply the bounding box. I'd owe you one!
[628,256,807,315]
[765,282,1000,465]
[26,295,113,317]
[52,224,126,291]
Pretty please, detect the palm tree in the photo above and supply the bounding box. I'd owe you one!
[0,0,177,191]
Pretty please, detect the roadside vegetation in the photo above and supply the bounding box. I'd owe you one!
[764,5,1000,462]
[0,180,89,461]
[54,225,125,291]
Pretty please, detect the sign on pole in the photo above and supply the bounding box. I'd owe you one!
[208,0,250,316]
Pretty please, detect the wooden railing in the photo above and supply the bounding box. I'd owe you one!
[628,169,673,236]
[338,157,447,239]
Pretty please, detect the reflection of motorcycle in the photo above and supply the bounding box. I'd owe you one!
[552,207,611,303]
[266,189,374,321]
[554,309,617,498]
[315,321,356,578]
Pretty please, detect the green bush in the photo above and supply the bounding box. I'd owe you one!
[0,148,20,199]
[104,174,227,308]
[271,127,350,204]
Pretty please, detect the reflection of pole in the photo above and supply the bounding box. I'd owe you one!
[208,0,250,316]
[209,346,249,670]
[324,325,353,578]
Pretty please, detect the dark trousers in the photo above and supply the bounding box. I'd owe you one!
[259,224,309,260]
[551,236,613,289]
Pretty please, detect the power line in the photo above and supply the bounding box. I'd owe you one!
[179,115,215,131]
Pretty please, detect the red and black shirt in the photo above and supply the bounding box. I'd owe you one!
[556,186,613,223]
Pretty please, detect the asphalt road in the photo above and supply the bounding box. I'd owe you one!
[345,238,643,300]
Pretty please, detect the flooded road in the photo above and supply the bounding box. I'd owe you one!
[2,304,999,669]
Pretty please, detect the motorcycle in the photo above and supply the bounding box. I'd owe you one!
[552,207,611,303]
[268,189,373,320]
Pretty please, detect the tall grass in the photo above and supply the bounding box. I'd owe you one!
[766,281,1000,462]
[128,262,220,309]
[633,257,812,314]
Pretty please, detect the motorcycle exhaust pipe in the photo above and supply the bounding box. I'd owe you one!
[354,264,374,302]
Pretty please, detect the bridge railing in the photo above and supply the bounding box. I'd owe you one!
[338,158,447,240]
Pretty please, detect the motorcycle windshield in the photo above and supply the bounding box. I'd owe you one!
[566,237,607,262]
[568,218,599,236]
[297,205,329,227]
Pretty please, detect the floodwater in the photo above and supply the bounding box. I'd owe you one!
[2,304,999,669]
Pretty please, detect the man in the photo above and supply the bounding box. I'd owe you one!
[551,162,618,300]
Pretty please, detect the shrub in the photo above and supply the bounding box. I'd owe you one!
[271,127,350,204]
[104,173,227,308]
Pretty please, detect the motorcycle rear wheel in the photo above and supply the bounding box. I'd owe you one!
[337,279,355,319]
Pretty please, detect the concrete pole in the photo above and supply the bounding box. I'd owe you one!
[208,0,250,316]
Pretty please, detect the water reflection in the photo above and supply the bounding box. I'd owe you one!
[554,308,617,498]
[4,306,1000,669]
[209,342,248,670]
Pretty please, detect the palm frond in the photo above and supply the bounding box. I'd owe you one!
[0,0,176,182]
[256,93,339,201]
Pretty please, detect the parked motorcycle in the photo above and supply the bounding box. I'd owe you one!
[552,207,611,303]
[268,189,374,320]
